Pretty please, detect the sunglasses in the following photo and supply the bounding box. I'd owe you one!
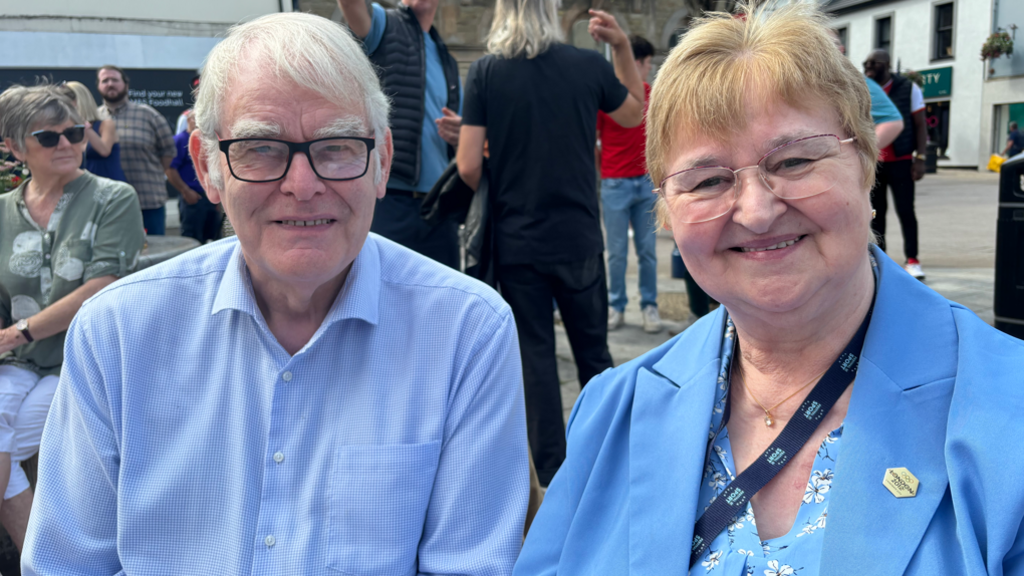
[31,125,86,148]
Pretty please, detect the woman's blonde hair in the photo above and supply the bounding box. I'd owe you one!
[63,81,102,123]
[646,2,878,225]
[486,0,563,59]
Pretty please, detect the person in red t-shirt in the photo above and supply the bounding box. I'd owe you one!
[597,35,662,333]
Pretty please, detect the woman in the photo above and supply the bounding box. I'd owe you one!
[457,0,644,489]
[60,80,126,182]
[0,84,143,549]
[515,4,1024,575]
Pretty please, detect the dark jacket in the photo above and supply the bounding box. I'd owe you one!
[368,4,460,187]
[886,74,917,159]
[421,160,495,287]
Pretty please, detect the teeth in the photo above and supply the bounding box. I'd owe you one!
[740,236,802,253]
[281,219,331,227]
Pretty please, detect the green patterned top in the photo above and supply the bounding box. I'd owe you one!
[0,172,145,376]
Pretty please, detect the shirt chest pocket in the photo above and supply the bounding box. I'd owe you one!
[328,441,442,576]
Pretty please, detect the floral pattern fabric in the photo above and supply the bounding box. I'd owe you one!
[689,319,843,576]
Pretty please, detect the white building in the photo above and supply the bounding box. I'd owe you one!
[0,0,292,124]
[825,0,1021,168]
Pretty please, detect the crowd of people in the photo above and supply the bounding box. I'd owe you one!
[0,0,1022,573]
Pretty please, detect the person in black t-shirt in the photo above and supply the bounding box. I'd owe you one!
[458,0,645,487]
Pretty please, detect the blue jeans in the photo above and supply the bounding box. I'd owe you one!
[142,206,166,236]
[601,176,658,312]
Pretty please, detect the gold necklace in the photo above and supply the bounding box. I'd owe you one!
[736,367,829,427]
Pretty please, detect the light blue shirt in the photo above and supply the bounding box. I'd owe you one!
[364,3,461,192]
[865,76,902,125]
[23,234,529,575]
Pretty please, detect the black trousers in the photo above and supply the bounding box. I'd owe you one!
[498,254,614,486]
[370,193,460,269]
[870,159,918,260]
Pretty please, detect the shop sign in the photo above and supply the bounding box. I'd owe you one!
[917,66,953,98]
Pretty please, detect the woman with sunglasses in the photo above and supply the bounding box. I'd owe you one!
[60,81,126,182]
[515,4,1024,575]
[0,84,143,549]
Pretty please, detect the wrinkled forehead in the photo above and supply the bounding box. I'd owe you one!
[219,62,369,136]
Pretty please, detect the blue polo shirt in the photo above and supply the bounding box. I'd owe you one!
[363,3,462,193]
[865,76,902,125]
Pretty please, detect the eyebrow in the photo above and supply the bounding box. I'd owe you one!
[229,119,282,139]
[678,132,822,170]
[314,116,368,139]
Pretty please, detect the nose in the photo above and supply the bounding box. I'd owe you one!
[729,167,786,235]
[279,151,326,201]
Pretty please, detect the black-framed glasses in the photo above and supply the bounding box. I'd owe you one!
[217,137,376,183]
[655,134,857,223]
[31,125,86,148]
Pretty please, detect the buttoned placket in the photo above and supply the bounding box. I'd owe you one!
[250,360,301,573]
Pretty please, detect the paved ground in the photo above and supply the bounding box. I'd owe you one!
[556,169,1002,422]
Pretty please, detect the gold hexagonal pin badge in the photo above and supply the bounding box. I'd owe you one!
[883,467,919,498]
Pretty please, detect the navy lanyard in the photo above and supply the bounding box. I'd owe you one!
[688,306,873,568]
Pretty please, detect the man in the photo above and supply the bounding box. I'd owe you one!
[24,13,528,575]
[98,65,176,235]
[166,112,221,243]
[1003,121,1024,158]
[338,0,462,269]
[597,35,661,334]
[863,49,928,280]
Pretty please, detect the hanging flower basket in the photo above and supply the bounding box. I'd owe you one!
[980,31,1014,61]
[903,70,925,87]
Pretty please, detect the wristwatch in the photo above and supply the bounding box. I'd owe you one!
[14,319,33,343]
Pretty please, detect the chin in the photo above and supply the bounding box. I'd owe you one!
[729,276,822,316]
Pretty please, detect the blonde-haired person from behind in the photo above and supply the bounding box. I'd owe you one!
[458,0,644,490]
[514,2,1024,575]
[60,80,125,182]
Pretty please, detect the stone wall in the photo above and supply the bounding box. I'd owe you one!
[296,0,737,72]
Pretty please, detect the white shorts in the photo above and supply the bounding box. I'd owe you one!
[0,365,59,500]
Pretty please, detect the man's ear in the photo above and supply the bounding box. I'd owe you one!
[189,131,221,204]
[376,128,393,200]
[4,138,26,163]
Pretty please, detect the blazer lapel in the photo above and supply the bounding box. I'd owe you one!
[821,248,959,575]
[629,310,727,574]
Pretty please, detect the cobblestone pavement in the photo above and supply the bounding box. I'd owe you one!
[557,169,1002,422]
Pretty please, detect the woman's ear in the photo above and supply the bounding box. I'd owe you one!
[3,138,26,163]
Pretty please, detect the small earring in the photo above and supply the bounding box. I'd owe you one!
[871,210,877,219]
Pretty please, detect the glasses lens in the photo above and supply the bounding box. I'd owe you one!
[33,131,60,147]
[227,140,291,182]
[761,136,843,200]
[310,138,370,180]
[64,126,86,144]
[662,167,737,223]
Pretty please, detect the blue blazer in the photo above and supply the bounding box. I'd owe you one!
[514,248,1024,575]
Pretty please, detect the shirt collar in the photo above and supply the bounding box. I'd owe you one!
[211,236,381,327]
[104,99,130,114]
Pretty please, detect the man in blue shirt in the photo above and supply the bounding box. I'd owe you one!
[22,13,528,575]
[338,0,463,269]
[1004,121,1024,158]
[166,112,222,243]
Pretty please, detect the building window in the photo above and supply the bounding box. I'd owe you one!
[875,16,892,52]
[835,26,848,55]
[934,3,954,60]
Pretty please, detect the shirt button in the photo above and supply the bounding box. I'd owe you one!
[44,254,50,259]
[265,535,276,547]
[273,451,284,464]
[282,371,292,382]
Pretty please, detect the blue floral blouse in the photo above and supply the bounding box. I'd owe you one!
[689,319,842,576]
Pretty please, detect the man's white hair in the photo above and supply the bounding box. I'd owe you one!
[193,12,390,189]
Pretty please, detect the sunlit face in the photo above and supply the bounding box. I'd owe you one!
[192,69,392,293]
[6,119,87,179]
[97,69,128,103]
[664,97,870,318]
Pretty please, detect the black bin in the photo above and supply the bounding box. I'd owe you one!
[994,153,1024,339]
